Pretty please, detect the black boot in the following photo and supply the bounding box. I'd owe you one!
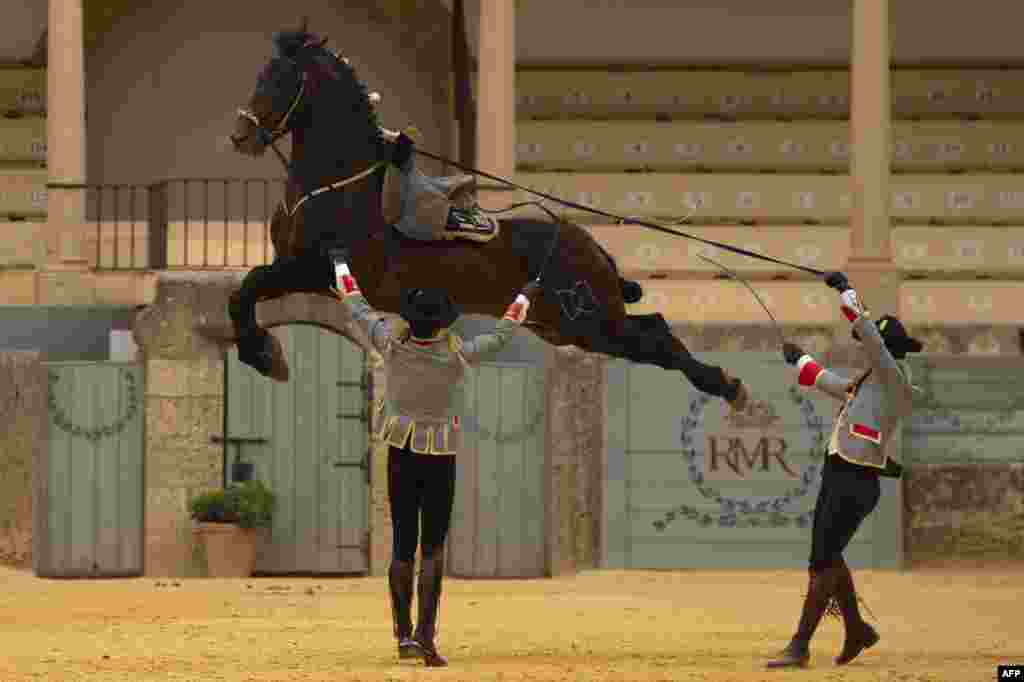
[389,561,421,659]
[834,559,880,665]
[413,554,448,667]
[766,565,840,669]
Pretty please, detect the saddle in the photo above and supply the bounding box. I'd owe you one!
[380,127,499,245]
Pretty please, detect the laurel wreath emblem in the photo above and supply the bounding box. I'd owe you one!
[652,386,826,531]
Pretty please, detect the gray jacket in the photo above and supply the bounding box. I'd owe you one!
[800,315,914,469]
[345,292,520,455]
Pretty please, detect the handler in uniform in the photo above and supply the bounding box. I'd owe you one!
[768,271,922,669]
[332,249,540,667]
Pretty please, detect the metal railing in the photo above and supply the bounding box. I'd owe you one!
[49,178,286,270]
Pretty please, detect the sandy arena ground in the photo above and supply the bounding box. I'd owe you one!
[0,565,1016,682]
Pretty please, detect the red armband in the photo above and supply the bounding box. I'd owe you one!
[796,354,824,387]
[334,262,360,296]
[502,294,530,323]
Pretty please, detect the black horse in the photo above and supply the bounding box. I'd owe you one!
[224,26,749,410]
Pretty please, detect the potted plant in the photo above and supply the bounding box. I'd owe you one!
[189,480,275,578]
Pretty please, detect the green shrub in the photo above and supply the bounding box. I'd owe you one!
[189,480,276,529]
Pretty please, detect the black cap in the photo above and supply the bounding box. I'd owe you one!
[400,288,459,333]
[852,314,923,358]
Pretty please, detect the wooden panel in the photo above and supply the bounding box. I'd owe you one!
[0,168,47,218]
[37,362,143,577]
[228,325,369,575]
[0,117,45,162]
[448,362,547,577]
[604,353,903,569]
[0,67,46,115]
[516,68,1024,120]
[518,120,1024,172]
[904,357,1024,466]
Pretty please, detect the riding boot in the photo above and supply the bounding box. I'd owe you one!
[389,560,422,659]
[766,565,839,668]
[834,559,880,665]
[413,554,448,667]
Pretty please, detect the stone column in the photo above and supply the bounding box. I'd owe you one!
[845,0,899,325]
[475,0,516,203]
[45,0,88,268]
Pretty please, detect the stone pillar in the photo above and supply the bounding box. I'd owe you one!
[475,0,516,203]
[45,0,88,268]
[846,0,899,322]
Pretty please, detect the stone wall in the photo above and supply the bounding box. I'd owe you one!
[0,351,46,569]
[133,273,241,576]
[545,346,607,574]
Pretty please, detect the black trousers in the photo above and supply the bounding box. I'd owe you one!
[809,453,881,571]
[388,444,457,562]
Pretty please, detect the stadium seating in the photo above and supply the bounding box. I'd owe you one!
[0,168,47,218]
[512,173,1024,225]
[581,224,1024,279]
[0,66,46,116]
[516,68,1024,120]
[517,120,1024,173]
[0,116,45,163]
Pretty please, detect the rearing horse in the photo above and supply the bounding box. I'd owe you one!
[225,27,749,411]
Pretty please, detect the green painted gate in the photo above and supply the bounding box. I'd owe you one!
[446,362,547,577]
[36,362,145,578]
[226,325,370,574]
[603,353,903,570]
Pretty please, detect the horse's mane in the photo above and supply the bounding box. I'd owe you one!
[273,29,384,150]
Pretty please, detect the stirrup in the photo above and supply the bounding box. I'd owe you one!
[444,209,499,243]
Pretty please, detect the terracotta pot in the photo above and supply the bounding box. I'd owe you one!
[194,522,261,578]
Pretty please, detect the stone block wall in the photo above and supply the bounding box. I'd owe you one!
[133,272,241,576]
[0,351,47,569]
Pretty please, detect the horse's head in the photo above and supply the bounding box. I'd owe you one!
[230,21,381,159]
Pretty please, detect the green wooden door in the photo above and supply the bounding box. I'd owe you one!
[446,362,547,577]
[37,362,144,578]
[226,325,369,574]
[604,353,903,570]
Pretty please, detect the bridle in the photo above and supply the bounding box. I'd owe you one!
[234,49,383,217]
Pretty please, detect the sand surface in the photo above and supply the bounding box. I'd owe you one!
[0,566,1016,681]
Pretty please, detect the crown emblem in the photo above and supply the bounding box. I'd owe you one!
[724,399,780,428]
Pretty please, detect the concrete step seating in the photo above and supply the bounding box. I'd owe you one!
[512,172,1024,225]
[517,120,1024,173]
[0,116,45,163]
[0,66,45,116]
[516,68,1024,120]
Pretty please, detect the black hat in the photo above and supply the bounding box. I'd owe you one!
[852,314,923,358]
[400,288,459,334]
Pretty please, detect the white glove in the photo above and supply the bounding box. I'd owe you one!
[840,289,864,322]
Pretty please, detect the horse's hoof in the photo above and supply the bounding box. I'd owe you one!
[264,332,290,382]
[239,330,290,382]
[724,374,749,412]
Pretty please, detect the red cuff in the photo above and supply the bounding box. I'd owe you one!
[502,294,530,322]
[796,355,824,386]
[841,305,858,322]
[340,274,360,296]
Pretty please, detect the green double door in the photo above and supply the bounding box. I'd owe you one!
[226,325,370,574]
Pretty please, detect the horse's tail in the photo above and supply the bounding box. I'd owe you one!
[594,239,643,304]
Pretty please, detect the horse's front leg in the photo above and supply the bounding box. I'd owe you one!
[228,254,330,380]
